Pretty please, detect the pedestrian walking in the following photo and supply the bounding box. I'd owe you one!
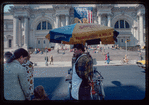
[50,55,53,65]
[105,53,107,63]
[34,48,37,54]
[139,52,143,60]
[45,48,48,53]
[117,45,119,49]
[45,56,48,66]
[71,44,93,100]
[124,54,129,64]
[63,49,65,54]
[105,52,110,64]
[138,48,141,52]
[32,85,49,100]
[57,48,59,54]
[40,51,43,54]
[29,51,32,55]
[4,51,12,63]
[102,47,105,55]
[100,47,102,52]
[115,45,117,49]
[37,48,40,53]
[22,54,34,99]
[4,48,30,100]
[107,52,110,64]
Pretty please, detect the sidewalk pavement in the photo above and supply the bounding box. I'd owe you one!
[34,60,137,68]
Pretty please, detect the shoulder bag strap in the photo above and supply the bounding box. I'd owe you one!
[17,75,27,100]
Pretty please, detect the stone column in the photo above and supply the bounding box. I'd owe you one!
[133,26,138,46]
[56,14,59,28]
[18,18,22,47]
[107,14,111,27]
[98,14,102,25]
[35,38,37,48]
[60,15,64,27]
[133,27,136,46]
[23,17,29,49]
[66,15,69,25]
[13,16,19,49]
[139,14,145,47]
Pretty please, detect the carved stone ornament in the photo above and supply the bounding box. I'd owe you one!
[41,12,45,17]
[132,12,136,17]
[121,10,125,15]
[30,14,35,19]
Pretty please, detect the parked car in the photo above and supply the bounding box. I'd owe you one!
[136,60,145,69]
[142,46,146,49]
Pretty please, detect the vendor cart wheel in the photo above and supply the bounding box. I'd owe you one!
[100,82,105,99]
[93,82,105,100]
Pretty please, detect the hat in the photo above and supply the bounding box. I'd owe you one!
[73,44,85,52]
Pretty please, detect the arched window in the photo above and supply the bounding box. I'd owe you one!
[9,39,11,48]
[37,23,41,30]
[37,21,52,30]
[48,22,52,29]
[38,40,40,44]
[114,20,130,29]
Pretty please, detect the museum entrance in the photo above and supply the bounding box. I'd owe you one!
[36,38,49,49]
[118,37,130,47]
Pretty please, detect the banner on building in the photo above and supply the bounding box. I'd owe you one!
[74,7,93,23]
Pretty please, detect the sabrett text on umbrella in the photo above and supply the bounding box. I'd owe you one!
[98,32,112,37]
[54,35,67,39]
[79,25,99,29]
[75,34,98,40]
[75,32,112,40]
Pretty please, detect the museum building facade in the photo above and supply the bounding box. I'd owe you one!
[4,4,145,50]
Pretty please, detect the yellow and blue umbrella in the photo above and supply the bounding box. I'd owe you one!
[45,23,119,45]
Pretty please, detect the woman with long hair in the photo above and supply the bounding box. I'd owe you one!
[4,48,30,100]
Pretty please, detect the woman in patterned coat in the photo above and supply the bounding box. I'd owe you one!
[22,54,34,98]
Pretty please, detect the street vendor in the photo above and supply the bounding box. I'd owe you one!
[71,44,93,100]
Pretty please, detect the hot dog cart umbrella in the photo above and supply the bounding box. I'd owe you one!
[45,23,119,45]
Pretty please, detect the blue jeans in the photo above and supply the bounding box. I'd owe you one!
[107,59,110,64]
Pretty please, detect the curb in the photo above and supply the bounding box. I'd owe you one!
[33,60,137,68]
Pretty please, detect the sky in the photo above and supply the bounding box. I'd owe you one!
[3,4,14,12]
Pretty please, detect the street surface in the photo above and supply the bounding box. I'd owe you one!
[33,65,145,100]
